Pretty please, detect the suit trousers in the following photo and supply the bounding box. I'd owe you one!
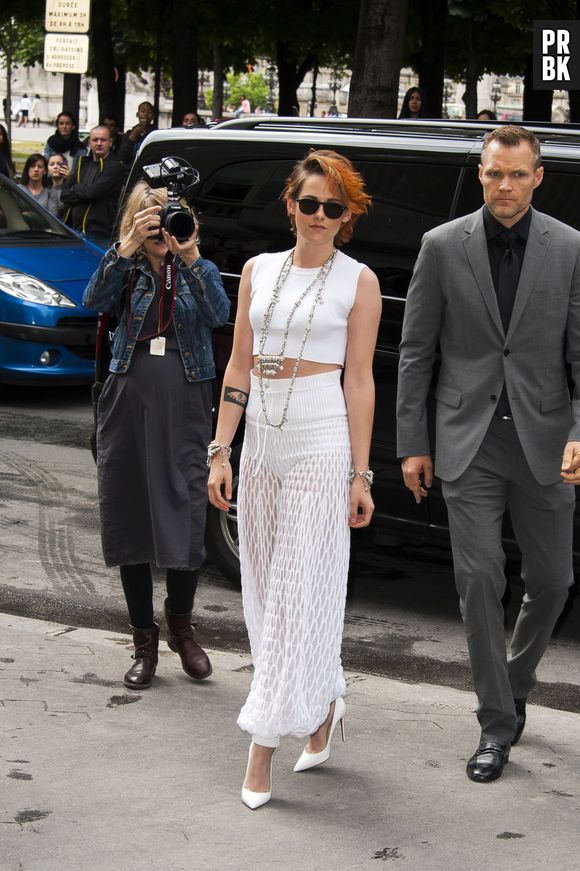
[442,417,575,743]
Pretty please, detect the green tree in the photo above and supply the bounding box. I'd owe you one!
[0,1,44,126]
[226,72,269,111]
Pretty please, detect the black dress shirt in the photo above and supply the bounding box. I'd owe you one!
[483,205,531,300]
[482,206,532,417]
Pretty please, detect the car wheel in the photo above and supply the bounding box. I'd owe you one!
[205,443,241,586]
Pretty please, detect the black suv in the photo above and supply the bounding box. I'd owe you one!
[126,118,580,580]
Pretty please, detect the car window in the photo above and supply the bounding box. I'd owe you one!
[0,180,71,238]
[353,161,460,252]
[347,161,461,304]
[532,168,580,229]
[194,160,295,279]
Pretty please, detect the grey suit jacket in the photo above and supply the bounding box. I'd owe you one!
[396,206,580,485]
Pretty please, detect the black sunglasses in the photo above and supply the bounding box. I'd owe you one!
[296,198,347,220]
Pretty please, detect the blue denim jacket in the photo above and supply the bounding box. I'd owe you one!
[83,245,230,381]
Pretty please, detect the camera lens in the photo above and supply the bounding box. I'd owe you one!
[164,210,194,242]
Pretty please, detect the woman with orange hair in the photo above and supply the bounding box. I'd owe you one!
[208,149,381,808]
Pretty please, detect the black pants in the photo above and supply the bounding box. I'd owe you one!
[120,564,199,629]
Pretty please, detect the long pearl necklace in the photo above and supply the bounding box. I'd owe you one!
[257,247,337,430]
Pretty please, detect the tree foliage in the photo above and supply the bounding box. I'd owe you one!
[225,72,269,111]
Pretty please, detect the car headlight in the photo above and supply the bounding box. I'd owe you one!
[0,268,76,307]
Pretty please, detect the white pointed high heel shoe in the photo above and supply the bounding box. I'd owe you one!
[293,697,346,773]
[241,742,274,809]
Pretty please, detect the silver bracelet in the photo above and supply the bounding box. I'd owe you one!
[349,468,374,491]
[207,441,232,468]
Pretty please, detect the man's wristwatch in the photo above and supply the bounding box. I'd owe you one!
[349,468,374,491]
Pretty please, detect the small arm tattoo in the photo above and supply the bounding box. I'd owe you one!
[224,386,249,407]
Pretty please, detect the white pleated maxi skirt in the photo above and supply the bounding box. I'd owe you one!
[237,370,351,747]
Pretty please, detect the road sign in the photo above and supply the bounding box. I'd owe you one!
[45,0,91,33]
[44,33,89,74]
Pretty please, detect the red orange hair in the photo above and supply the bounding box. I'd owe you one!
[282,149,371,246]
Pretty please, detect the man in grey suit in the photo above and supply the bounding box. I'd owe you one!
[397,125,580,783]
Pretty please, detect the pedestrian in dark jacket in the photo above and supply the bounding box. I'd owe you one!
[44,111,87,163]
[117,101,156,164]
[60,126,124,248]
[82,179,230,690]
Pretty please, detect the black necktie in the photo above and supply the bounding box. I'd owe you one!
[495,229,519,417]
[496,229,519,334]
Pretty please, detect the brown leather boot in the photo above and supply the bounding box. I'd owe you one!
[123,624,159,690]
[164,601,212,680]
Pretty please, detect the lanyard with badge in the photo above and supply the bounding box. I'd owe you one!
[127,254,176,356]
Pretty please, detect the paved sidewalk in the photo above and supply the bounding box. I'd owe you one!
[2,612,580,871]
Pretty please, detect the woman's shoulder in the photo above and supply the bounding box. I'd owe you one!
[249,248,292,281]
[334,249,367,278]
[253,248,292,267]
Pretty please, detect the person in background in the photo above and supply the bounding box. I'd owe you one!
[208,149,381,809]
[0,123,15,178]
[398,86,426,119]
[117,101,156,163]
[101,114,127,158]
[240,94,251,114]
[46,154,70,216]
[82,180,230,690]
[44,112,88,164]
[477,109,498,121]
[17,153,58,212]
[16,94,31,127]
[30,94,42,127]
[182,111,206,128]
[60,125,125,248]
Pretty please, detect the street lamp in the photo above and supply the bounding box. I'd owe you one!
[491,79,502,115]
[198,71,207,111]
[328,69,343,117]
[266,61,277,113]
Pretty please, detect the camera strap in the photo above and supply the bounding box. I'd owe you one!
[127,253,176,342]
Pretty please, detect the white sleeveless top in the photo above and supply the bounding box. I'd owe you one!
[249,249,365,366]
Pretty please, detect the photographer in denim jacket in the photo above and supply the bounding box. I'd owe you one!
[83,180,230,690]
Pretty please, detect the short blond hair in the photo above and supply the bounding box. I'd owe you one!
[119,181,166,242]
[118,180,197,251]
[481,125,542,170]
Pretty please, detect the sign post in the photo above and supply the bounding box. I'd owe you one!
[44,0,92,124]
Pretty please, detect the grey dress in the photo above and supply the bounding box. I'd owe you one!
[96,280,212,570]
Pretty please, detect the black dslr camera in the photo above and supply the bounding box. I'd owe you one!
[142,156,200,242]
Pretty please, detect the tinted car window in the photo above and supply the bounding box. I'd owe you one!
[353,162,460,258]
[195,160,295,279]
[533,168,580,229]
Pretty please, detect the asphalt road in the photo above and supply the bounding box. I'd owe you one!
[1,381,580,715]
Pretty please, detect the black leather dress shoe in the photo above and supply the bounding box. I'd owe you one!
[466,742,510,783]
[512,698,527,746]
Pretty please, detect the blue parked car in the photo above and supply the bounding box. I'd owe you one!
[0,174,103,384]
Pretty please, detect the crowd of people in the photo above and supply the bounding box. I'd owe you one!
[0,101,207,247]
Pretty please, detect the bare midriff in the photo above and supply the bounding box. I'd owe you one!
[252,357,342,379]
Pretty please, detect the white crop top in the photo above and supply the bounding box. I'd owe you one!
[249,249,365,366]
